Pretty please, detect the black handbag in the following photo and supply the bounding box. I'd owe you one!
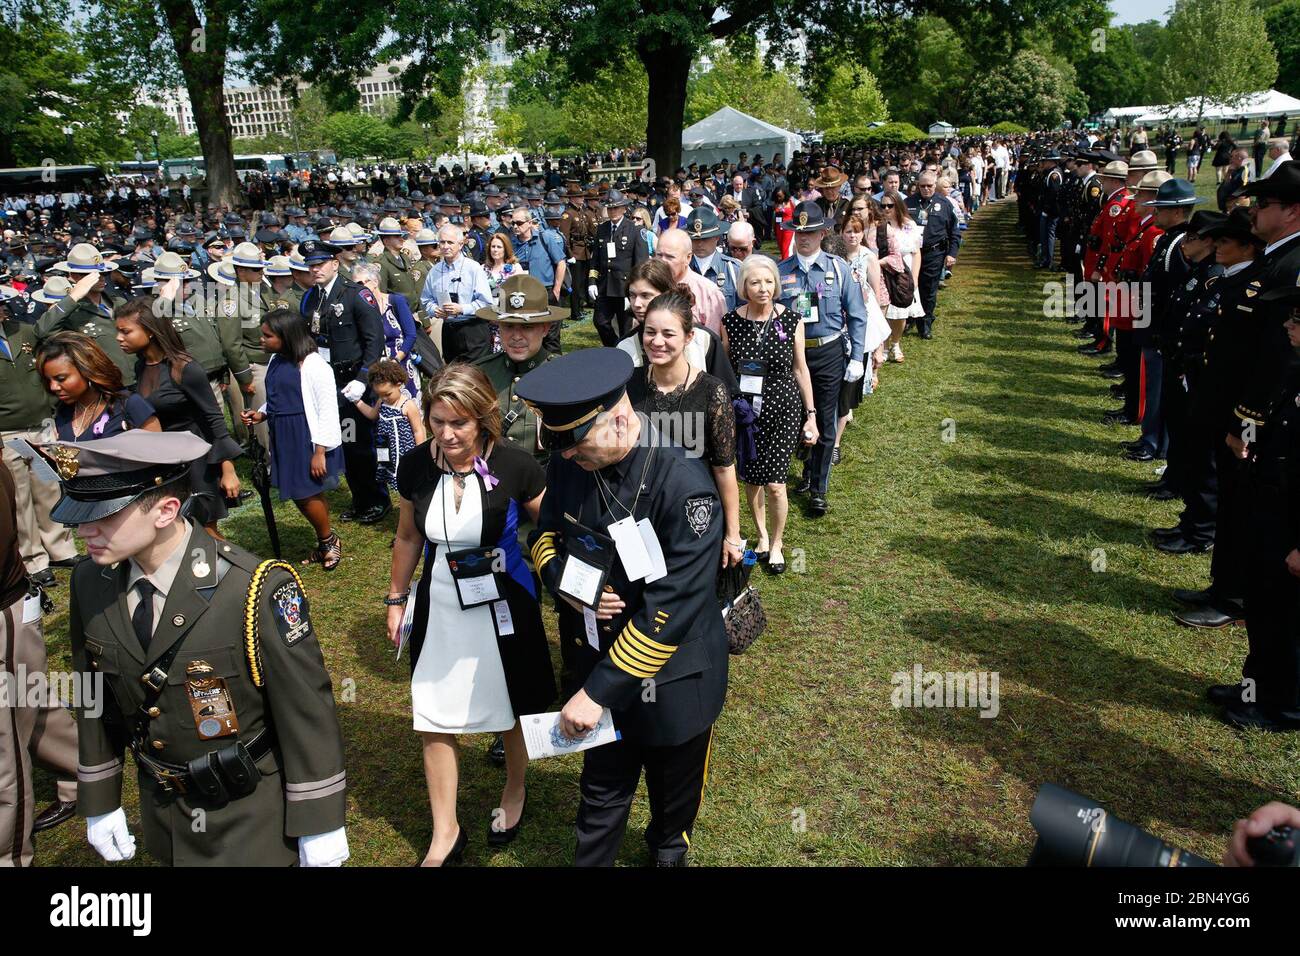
[410,329,446,377]
[877,224,915,308]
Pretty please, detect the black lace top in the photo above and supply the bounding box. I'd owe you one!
[626,366,735,468]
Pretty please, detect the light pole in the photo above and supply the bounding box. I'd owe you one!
[151,129,160,172]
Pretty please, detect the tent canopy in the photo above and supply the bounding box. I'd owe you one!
[928,121,956,136]
[1105,90,1300,126]
[681,106,802,169]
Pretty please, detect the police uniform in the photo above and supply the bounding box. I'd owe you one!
[561,185,596,319]
[518,349,727,866]
[589,190,647,347]
[34,252,130,384]
[903,187,959,337]
[44,431,348,865]
[471,278,564,462]
[685,208,741,312]
[776,202,867,515]
[375,217,423,316]
[298,240,388,523]
[211,244,275,449]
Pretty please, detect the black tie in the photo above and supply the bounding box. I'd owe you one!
[133,579,155,651]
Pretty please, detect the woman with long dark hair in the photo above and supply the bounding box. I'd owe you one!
[114,296,243,534]
[240,309,346,569]
[38,331,160,440]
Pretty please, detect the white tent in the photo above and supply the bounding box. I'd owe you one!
[680,107,802,169]
[1117,90,1300,126]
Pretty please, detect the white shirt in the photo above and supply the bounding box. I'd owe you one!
[1223,260,1255,278]
[1264,231,1300,257]
[992,146,1009,170]
[1262,152,1293,178]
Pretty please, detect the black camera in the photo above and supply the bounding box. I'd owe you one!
[1029,783,1300,867]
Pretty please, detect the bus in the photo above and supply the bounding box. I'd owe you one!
[116,160,160,176]
[0,165,108,197]
[234,154,293,180]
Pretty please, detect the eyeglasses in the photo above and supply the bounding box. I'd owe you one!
[881,203,895,209]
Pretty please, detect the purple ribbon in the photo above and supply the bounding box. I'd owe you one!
[91,411,109,435]
[775,315,787,342]
[473,456,499,491]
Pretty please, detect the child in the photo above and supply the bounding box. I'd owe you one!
[353,358,425,491]
[240,308,345,570]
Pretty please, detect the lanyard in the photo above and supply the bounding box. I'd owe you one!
[591,424,657,524]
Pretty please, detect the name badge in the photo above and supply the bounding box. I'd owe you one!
[607,516,667,583]
[186,662,240,741]
[738,358,768,396]
[606,241,617,258]
[318,346,331,363]
[583,606,600,650]
[446,546,503,610]
[794,291,818,324]
[376,447,391,463]
[559,519,614,608]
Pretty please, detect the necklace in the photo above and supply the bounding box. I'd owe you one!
[72,397,106,436]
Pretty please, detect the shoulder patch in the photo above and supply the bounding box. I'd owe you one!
[684,494,715,537]
[272,579,311,646]
[1109,204,1122,217]
[358,287,378,307]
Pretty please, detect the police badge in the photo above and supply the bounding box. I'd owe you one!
[508,291,526,309]
[331,302,344,316]
[684,494,714,537]
[798,210,809,229]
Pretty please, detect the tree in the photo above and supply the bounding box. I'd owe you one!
[1075,24,1153,114]
[1156,0,1279,124]
[1265,0,1300,98]
[878,16,972,128]
[813,62,889,131]
[563,57,648,152]
[965,50,1081,129]
[685,46,814,130]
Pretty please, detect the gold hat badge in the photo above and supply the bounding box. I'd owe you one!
[798,210,809,228]
[49,445,79,480]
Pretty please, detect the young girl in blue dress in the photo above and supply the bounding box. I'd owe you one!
[352,358,425,491]
[240,308,346,570]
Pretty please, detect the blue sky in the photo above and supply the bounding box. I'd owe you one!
[1109,0,1171,25]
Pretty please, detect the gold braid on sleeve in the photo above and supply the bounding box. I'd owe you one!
[244,560,306,688]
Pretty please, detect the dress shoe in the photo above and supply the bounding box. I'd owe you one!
[1174,603,1242,628]
[808,494,828,517]
[1077,341,1103,353]
[1146,487,1177,501]
[31,799,76,833]
[1149,526,1184,542]
[1125,447,1156,462]
[765,549,787,574]
[1123,440,1147,452]
[1222,703,1300,733]
[1154,535,1212,555]
[238,489,255,503]
[339,508,357,522]
[1084,345,1112,357]
[1102,410,1137,426]
[1206,683,1247,707]
[1100,368,1125,380]
[1072,328,1095,340]
[1097,361,1119,373]
[1173,586,1217,606]
[1109,384,1127,398]
[487,793,527,847]
[356,501,392,525]
[487,733,506,766]
[420,827,468,866]
[793,476,812,496]
[48,556,84,570]
[919,327,933,340]
[31,569,56,589]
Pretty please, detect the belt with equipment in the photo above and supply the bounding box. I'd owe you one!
[805,331,844,349]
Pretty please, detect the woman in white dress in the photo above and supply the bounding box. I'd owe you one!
[386,364,554,866]
[877,189,925,362]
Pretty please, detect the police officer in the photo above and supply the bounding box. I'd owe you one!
[1036,151,1065,269]
[410,228,438,296]
[777,200,867,518]
[904,171,959,339]
[517,348,727,866]
[686,207,741,311]
[327,226,362,280]
[588,189,646,347]
[464,201,493,265]
[44,430,350,865]
[212,242,274,449]
[298,239,388,524]
[561,182,596,321]
[1080,160,1132,356]
[375,216,422,317]
[264,255,298,312]
[34,243,131,384]
[284,206,315,245]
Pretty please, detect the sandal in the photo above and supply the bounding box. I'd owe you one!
[321,532,343,571]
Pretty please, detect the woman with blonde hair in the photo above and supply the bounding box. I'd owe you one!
[386,363,555,865]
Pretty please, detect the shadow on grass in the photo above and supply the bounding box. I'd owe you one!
[888,530,1168,611]
[931,489,1151,543]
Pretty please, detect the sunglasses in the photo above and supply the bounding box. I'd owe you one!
[881,203,895,209]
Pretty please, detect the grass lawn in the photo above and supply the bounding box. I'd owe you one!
[33,196,1300,867]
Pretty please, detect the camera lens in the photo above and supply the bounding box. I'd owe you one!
[1029,783,1213,867]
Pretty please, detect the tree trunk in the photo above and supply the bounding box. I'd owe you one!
[159,0,241,208]
[637,35,693,178]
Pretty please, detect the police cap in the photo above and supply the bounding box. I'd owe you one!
[515,348,633,450]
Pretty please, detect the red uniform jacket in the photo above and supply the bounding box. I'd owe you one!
[1109,215,1164,331]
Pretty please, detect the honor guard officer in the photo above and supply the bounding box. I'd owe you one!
[327,226,362,280]
[465,201,493,264]
[686,207,742,311]
[45,430,350,865]
[561,182,597,321]
[299,239,389,524]
[35,243,132,384]
[1081,159,1132,356]
[264,254,299,312]
[588,189,648,347]
[903,172,959,339]
[517,348,728,867]
[376,216,423,317]
[1036,151,1065,269]
[777,200,867,517]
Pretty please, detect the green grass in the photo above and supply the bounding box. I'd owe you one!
[33,197,1300,866]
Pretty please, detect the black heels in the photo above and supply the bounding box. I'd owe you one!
[488,793,527,847]
[416,826,467,867]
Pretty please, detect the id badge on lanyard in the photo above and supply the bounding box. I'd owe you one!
[446,545,504,609]
[558,517,615,609]
[737,358,768,396]
[794,290,818,324]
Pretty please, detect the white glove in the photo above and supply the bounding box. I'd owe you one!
[299,827,349,867]
[340,380,365,403]
[87,807,136,862]
[844,359,865,383]
[587,284,599,301]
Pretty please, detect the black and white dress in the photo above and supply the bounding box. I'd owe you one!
[722,307,802,486]
[396,440,556,734]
